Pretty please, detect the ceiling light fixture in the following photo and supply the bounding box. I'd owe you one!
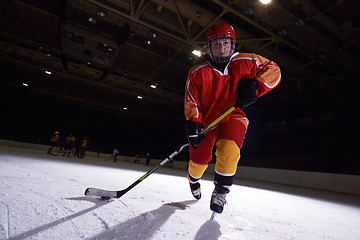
[278,28,287,36]
[295,19,305,27]
[123,107,127,110]
[192,50,201,57]
[137,96,143,99]
[150,84,157,89]
[22,83,28,87]
[96,9,106,17]
[259,0,271,4]
[45,70,52,75]
[88,17,96,23]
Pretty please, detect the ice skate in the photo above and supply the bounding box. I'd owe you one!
[210,184,229,213]
[190,182,201,200]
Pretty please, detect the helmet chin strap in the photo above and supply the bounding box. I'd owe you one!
[208,53,232,64]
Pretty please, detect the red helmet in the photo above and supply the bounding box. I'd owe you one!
[205,23,236,64]
[206,23,236,43]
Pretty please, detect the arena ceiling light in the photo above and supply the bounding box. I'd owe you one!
[96,9,107,17]
[192,50,201,57]
[88,17,96,23]
[259,0,271,4]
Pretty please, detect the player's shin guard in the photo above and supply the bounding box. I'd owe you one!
[187,160,208,184]
[214,139,240,187]
[187,160,208,199]
[211,139,240,213]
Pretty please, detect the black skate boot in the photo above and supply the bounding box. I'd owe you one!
[190,182,201,200]
[210,184,230,213]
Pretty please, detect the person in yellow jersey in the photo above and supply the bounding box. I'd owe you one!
[63,133,75,157]
[47,131,59,155]
[80,137,88,158]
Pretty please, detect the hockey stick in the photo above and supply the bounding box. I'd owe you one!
[84,103,238,199]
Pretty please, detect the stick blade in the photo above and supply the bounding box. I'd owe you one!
[85,187,119,199]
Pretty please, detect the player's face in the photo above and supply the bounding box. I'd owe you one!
[211,37,232,58]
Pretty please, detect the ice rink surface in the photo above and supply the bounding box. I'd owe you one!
[1,146,360,240]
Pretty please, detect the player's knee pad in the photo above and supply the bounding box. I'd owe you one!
[215,139,240,176]
[187,160,208,183]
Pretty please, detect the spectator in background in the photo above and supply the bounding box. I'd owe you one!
[63,133,75,157]
[146,151,151,166]
[134,154,140,164]
[112,148,119,162]
[47,131,59,155]
[73,138,80,158]
[80,137,88,158]
[97,146,102,158]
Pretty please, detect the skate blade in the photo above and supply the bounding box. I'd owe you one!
[210,211,217,220]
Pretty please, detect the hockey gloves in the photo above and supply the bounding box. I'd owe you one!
[237,78,259,110]
[185,120,205,150]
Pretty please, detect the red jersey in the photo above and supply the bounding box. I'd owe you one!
[184,52,281,127]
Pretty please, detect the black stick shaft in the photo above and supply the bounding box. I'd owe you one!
[116,143,189,198]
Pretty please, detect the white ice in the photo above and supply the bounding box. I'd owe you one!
[1,146,360,240]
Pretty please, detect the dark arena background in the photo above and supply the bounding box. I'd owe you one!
[1,0,359,175]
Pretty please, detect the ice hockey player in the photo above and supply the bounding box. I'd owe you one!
[47,131,59,155]
[112,148,119,162]
[184,23,281,214]
[79,137,88,158]
[63,133,75,157]
[134,154,140,164]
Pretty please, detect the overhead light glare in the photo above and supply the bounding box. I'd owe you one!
[45,70,52,75]
[278,29,287,36]
[123,107,127,110]
[137,96,143,99]
[88,17,96,23]
[146,40,151,45]
[150,84,157,89]
[259,0,271,4]
[192,50,201,57]
[22,83,28,87]
[295,19,305,27]
[96,9,106,17]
